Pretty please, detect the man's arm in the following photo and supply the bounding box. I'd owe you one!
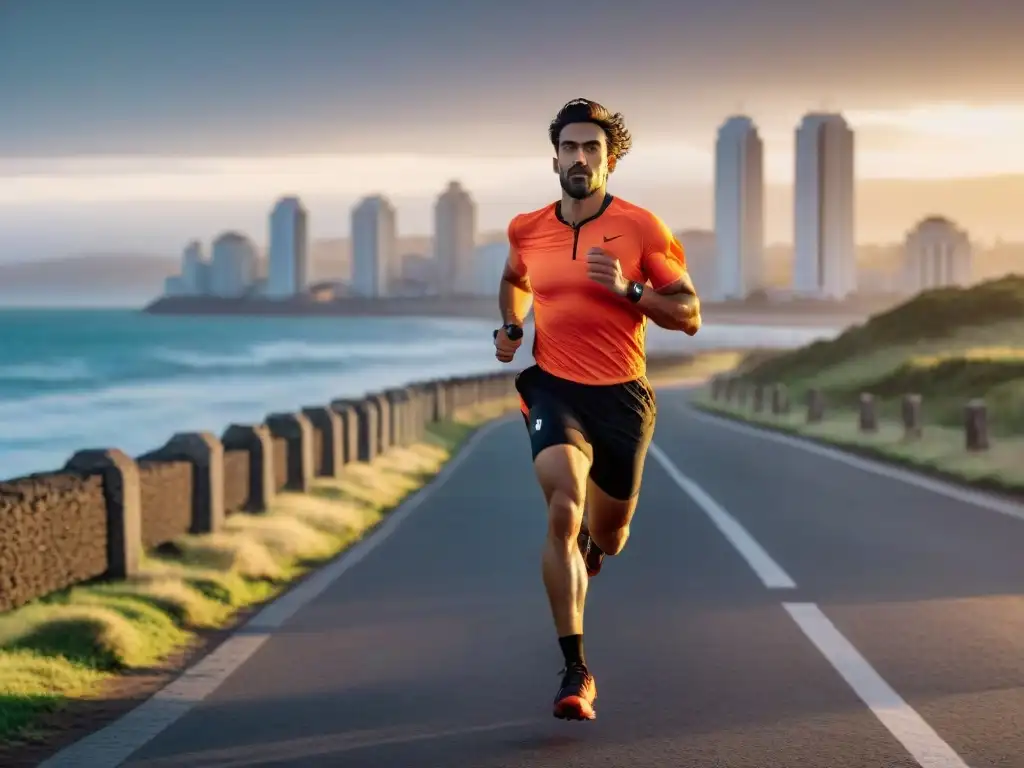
[499,257,533,325]
[635,272,701,335]
[499,218,533,325]
[637,216,701,335]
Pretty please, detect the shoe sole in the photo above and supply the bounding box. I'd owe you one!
[553,695,597,721]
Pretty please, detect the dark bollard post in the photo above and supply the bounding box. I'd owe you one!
[965,399,989,451]
[354,397,379,461]
[771,383,789,416]
[806,389,824,423]
[724,377,738,403]
[222,424,275,512]
[266,412,314,492]
[148,432,225,534]
[901,394,923,440]
[752,384,765,414]
[367,393,391,453]
[302,406,344,477]
[858,393,877,433]
[329,400,360,465]
[64,449,142,578]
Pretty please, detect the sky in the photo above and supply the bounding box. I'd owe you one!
[2,0,1024,261]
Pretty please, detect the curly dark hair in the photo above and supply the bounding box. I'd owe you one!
[548,98,633,164]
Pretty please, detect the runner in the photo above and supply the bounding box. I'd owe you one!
[493,98,702,721]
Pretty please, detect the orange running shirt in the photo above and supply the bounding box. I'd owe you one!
[507,194,688,386]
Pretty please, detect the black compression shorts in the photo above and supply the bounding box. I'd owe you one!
[514,364,656,500]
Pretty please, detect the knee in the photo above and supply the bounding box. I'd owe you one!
[590,525,629,556]
[546,487,585,545]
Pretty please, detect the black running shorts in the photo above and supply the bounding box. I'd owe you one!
[514,364,657,501]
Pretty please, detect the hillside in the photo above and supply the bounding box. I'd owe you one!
[735,274,1024,433]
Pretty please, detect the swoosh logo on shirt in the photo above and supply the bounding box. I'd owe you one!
[603,235,622,242]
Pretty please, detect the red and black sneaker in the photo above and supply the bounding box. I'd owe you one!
[577,529,605,578]
[553,663,597,721]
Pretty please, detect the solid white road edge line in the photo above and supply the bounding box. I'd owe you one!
[38,416,513,768]
[649,442,797,589]
[784,602,972,768]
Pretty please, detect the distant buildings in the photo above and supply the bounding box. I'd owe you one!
[902,216,973,294]
[350,195,399,298]
[266,196,308,299]
[209,232,258,297]
[434,181,477,297]
[713,116,764,300]
[158,99,972,308]
[180,240,209,295]
[474,241,509,296]
[675,229,717,298]
[163,240,208,297]
[792,112,856,299]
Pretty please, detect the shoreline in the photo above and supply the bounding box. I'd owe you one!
[142,295,874,328]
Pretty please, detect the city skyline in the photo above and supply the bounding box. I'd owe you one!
[3,2,1024,263]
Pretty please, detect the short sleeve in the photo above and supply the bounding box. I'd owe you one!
[640,214,688,290]
[506,216,527,278]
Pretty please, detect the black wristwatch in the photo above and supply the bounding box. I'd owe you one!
[493,323,523,341]
[625,280,644,303]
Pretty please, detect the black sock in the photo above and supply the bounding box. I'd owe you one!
[558,634,585,668]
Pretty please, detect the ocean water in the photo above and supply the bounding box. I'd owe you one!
[0,309,840,481]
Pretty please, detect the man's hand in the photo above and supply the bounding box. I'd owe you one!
[494,324,523,363]
[585,248,629,296]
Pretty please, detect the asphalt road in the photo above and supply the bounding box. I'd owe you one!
[43,386,1024,767]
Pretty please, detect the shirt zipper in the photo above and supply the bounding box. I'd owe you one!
[557,194,614,260]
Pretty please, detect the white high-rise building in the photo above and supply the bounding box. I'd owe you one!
[180,240,209,295]
[266,196,309,299]
[713,116,764,300]
[434,181,477,297]
[675,229,717,299]
[793,112,856,299]
[209,232,258,297]
[903,216,973,295]
[351,195,398,297]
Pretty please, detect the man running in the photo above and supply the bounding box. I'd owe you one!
[493,98,702,721]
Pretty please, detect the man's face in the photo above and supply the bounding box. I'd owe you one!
[553,122,615,200]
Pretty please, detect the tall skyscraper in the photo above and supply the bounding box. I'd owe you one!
[351,195,398,298]
[902,216,973,295]
[209,232,258,297]
[266,196,309,299]
[793,113,856,299]
[434,181,477,297]
[713,116,764,300]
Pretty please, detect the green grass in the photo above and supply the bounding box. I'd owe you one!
[686,277,1024,498]
[693,384,1024,499]
[720,274,1024,436]
[0,402,518,744]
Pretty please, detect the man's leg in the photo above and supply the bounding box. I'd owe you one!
[534,443,591,642]
[532,442,600,721]
[577,378,656,576]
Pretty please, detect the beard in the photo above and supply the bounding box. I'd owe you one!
[559,166,602,200]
